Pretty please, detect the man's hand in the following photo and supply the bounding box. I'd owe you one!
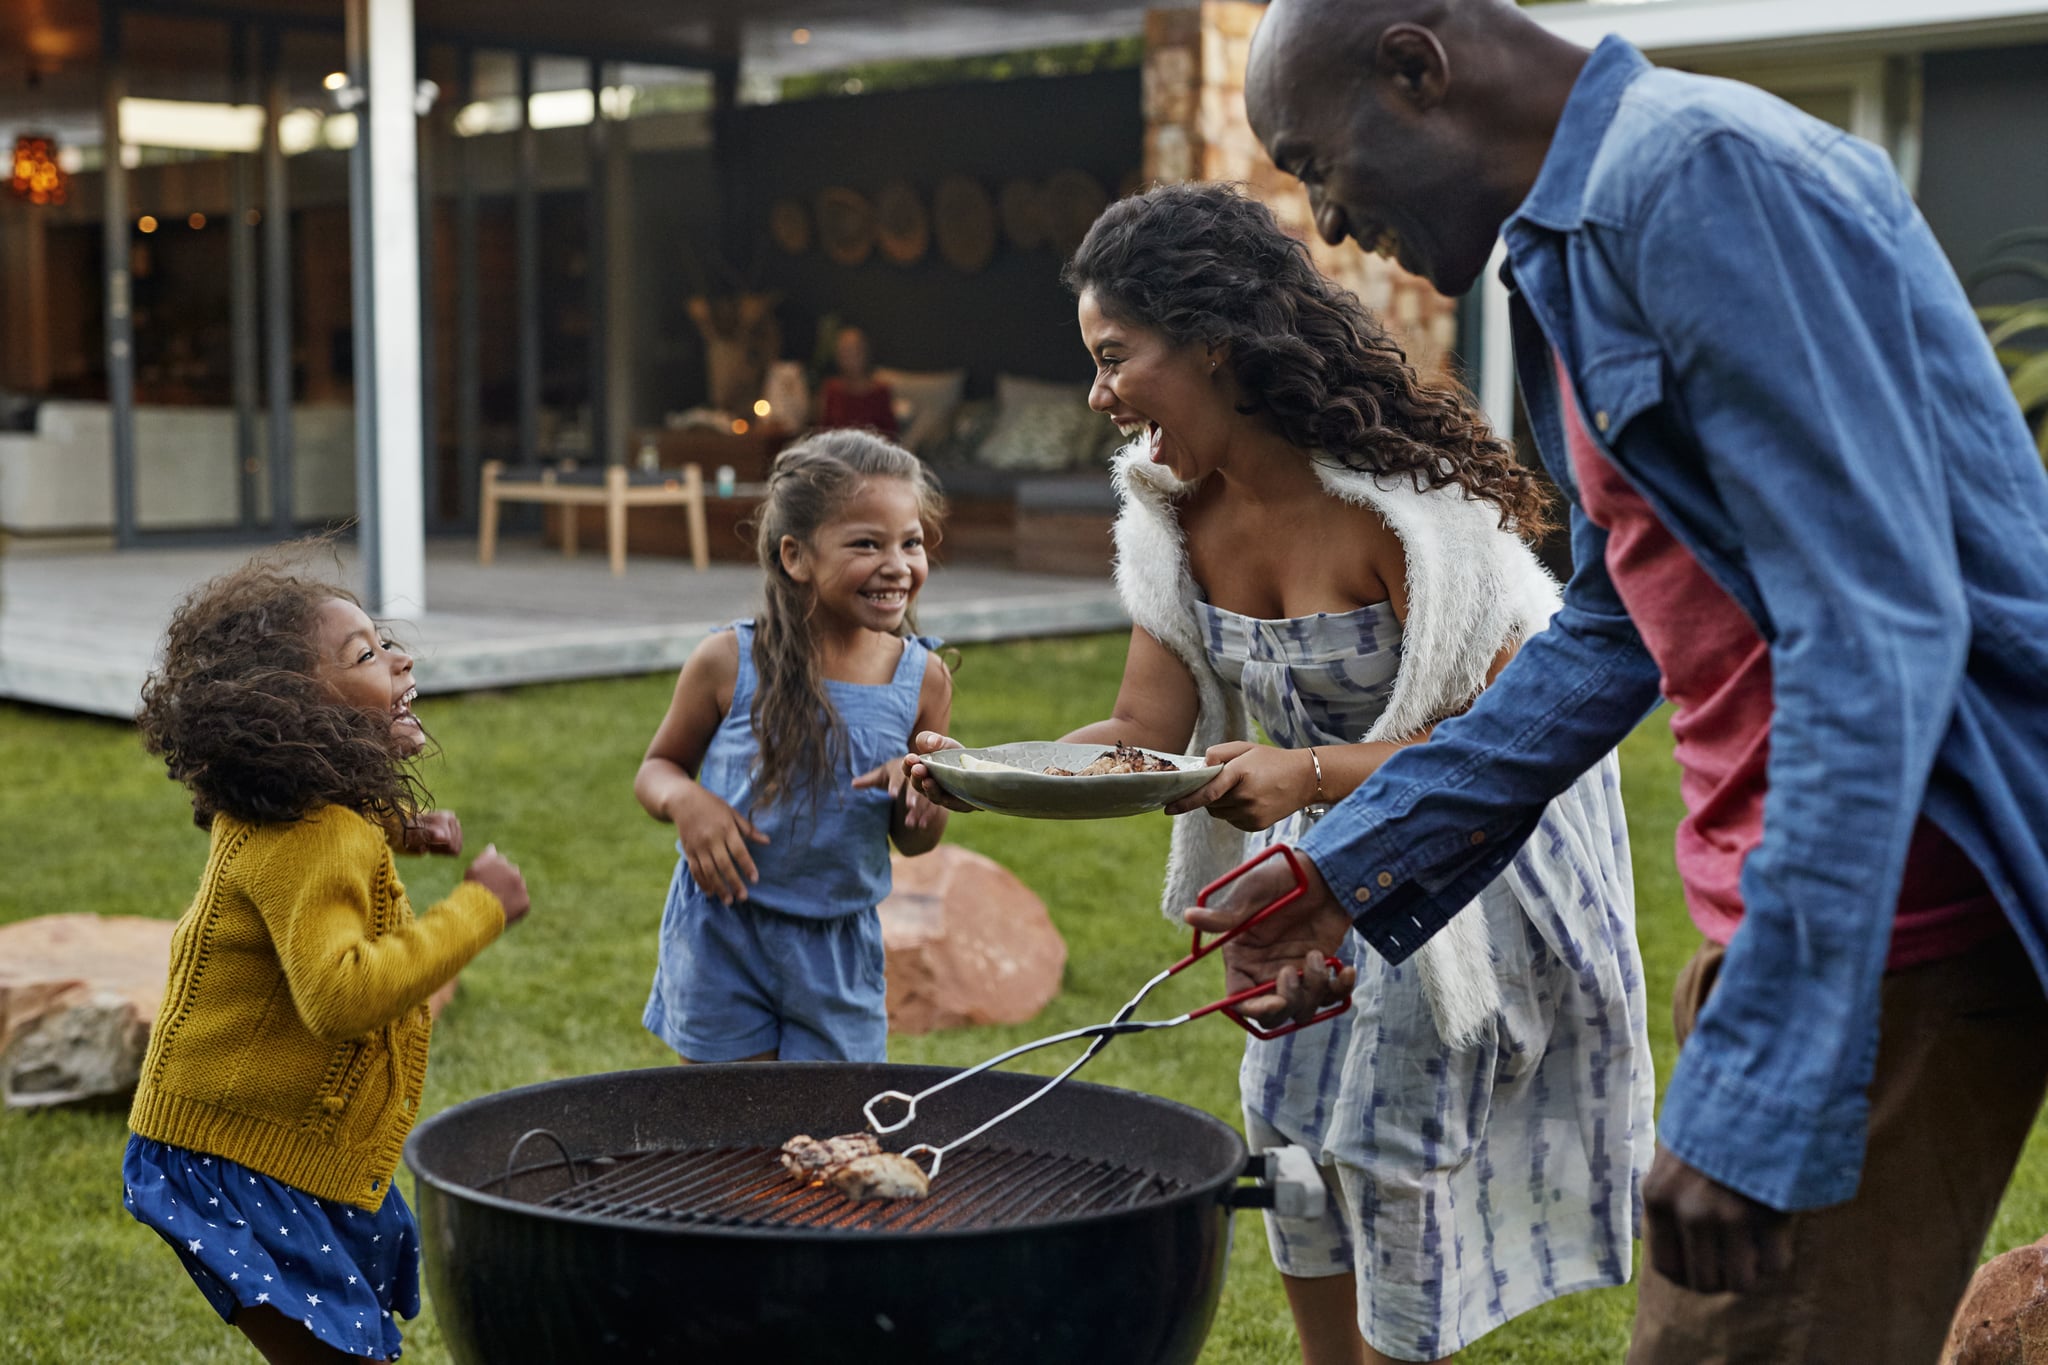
[1642,1145,1796,1294]
[1182,850,1356,1024]
[401,810,463,857]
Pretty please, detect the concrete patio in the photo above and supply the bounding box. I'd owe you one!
[0,538,1126,719]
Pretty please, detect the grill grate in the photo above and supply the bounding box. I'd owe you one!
[508,1144,1187,1234]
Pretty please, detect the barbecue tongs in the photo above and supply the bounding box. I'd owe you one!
[864,845,1351,1177]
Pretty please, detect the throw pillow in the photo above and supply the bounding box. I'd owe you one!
[874,367,967,455]
[995,372,1089,411]
[975,397,1102,471]
[925,399,1000,468]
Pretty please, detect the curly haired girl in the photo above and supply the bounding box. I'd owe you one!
[635,430,951,1065]
[122,554,529,1364]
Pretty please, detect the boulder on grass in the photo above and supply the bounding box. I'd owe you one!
[1943,1234,2048,1365]
[0,914,173,1108]
[0,912,461,1109]
[880,846,1065,1035]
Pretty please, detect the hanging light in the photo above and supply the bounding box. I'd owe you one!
[9,134,68,206]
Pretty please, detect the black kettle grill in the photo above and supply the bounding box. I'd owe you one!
[404,1062,1317,1364]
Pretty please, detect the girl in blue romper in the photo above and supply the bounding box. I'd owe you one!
[636,431,953,1062]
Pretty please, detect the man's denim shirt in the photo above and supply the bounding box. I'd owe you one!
[1300,36,2048,1212]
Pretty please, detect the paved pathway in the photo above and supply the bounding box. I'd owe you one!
[0,539,1126,718]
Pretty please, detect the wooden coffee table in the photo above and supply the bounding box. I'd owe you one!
[478,460,709,575]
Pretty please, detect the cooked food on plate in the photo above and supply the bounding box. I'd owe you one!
[958,753,1033,774]
[1041,740,1178,777]
[779,1132,930,1201]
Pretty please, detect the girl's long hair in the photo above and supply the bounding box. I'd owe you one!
[1063,182,1552,538]
[136,551,428,829]
[749,430,946,810]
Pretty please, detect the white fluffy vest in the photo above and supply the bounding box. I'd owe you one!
[1110,447,1564,1048]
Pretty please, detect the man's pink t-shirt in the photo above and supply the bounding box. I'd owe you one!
[1555,358,2003,969]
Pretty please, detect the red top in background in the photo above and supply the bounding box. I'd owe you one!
[816,379,900,440]
[1554,355,2004,970]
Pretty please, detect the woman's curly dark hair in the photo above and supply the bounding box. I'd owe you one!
[136,551,428,829]
[1063,182,1552,538]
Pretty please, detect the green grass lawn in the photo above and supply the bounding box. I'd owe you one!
[4,631,2046,1363]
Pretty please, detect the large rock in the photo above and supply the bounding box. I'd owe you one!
[0,914,172,1108]
[880,846,1066,1035]
[1944,1234,2048,1365]
[0,912,461,1109]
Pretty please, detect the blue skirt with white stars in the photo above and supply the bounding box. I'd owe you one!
[122,1134,421,1361]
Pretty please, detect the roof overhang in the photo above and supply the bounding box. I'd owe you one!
[1,0,1154,155]
[7,1,1152,76]
[1528,0,2048,63]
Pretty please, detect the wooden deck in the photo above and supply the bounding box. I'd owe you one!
[0,538,1126,719]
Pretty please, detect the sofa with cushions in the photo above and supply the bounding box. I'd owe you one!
[876,367,1125,575]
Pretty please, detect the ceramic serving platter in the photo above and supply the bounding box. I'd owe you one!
[922,742,1221,820]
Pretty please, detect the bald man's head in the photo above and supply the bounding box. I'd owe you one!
[1247,0,1556,296]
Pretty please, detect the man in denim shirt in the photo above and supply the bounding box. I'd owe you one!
[1186,0,2048,1358]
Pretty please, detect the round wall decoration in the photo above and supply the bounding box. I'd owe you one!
[769,197,810,255]
[875,179,930,265]
[933,176,996,273]
[1044,169,1109,256]
[815,186,875,266]
[999,178,1051,253]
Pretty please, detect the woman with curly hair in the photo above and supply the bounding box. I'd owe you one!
[910,183,1652,1363]
[122,554,530,1364]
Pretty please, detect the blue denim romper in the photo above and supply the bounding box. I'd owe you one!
[643,621,934,1062]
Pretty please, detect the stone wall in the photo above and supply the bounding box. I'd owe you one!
[1141,2,1459,377]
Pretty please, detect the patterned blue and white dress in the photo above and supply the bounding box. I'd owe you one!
[1199,597,1653,1360]
[123,1135,419,1360]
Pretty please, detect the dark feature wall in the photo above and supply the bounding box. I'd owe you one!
[737,70,1142,393]
[629,70,1142,422]
[1918,43,2048,306]
[628,146,724,428]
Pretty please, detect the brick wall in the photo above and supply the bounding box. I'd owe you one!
[1142,2,1459,377]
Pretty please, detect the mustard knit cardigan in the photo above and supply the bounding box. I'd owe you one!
[129,806,504,1209]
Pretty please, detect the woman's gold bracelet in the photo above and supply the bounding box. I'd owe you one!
[1307,746,1326,805]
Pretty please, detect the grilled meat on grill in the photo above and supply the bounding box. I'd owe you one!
[779,1132,881,1181]
[779,1133,930,1200]
[1043,741,1178,777]
[828,1152,932,1202]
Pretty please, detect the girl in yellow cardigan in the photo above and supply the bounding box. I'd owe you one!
[122,557,529,1364]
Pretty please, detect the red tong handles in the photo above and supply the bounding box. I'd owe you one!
[1190,845,1353,1042]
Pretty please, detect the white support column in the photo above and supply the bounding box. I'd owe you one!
[347,0,426,616]
[604,102,637,466]
[1478,237,1516,446]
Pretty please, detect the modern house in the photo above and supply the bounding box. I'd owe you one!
[1,0,2043,622]
[0,0,1161,613]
